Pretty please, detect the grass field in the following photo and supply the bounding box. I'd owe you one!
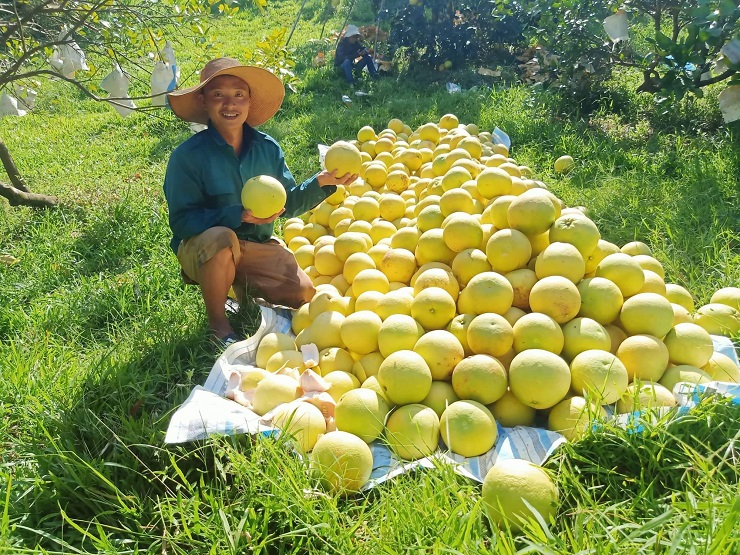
[1,0,739,552]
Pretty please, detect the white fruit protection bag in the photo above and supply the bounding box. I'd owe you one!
[164,304,740,489]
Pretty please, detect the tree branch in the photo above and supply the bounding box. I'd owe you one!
[0,180,58,207]
[697,68,736,87]
[0,136,30,192]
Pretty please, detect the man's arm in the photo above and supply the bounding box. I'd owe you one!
[163,154,242,241]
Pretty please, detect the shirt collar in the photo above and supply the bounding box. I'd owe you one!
[206,122,256,152]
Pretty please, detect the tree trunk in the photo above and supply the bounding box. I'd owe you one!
[0,136,57,207]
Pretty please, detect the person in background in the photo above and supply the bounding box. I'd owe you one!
[334,24,379,87]
[164,57,356,347]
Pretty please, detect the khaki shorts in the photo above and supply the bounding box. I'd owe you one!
[177,226,315,309]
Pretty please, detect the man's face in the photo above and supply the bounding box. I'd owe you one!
[200,74,250,131]
[349,35,360,44]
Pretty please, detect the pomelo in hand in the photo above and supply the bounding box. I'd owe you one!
[310,431,373,493]
[482,459,559,532]
[241,175,287,218]
[325,140,362,177]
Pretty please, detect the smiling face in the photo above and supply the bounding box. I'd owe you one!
[200,74,251,133]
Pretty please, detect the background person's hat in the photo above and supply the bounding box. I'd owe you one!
[344,25,361,38]
[167,57,285,126]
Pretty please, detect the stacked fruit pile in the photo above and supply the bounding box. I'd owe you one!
[235,115,740,498]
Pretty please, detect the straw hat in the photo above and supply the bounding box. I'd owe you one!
[344,25,361,38]
[167,57,285,126]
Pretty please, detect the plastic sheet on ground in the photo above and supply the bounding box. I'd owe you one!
[165,305,740,487]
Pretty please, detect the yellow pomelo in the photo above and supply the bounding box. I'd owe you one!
[616,381,676,414]
[457,272,514,316]
[446,314,475,357]
[441,166,473,191]
[294,244,315,269]
[288,235,310,253]
[507,191,557,236]
[671,303,693,325]
[554,155,575,173]
[439,113,459,130]
[369,219,398,244]
[595,253,645,297]
[421,381,460,417]
[529,276,581,324]
[619,292,674,338]
[256,332,296,369]
[615,334,669,382]
[283,222,305,245]
[451,354,508,404]
[439,188,475,216]
[416,204,446,232]
[353,351,385,381]
[334,232,369,262]
[308,311,345,350]
[357,125,377,142]
[311,431,373,493]
[241,175,287,218]
[374,290,414,320]
[711,287,740,311]
[291,303,313,334]
[418,123,441,143]
[504,268,538,311]
[549,214,600,258]
[413,267,460,301]
[325,141,362,177]
[576,277,624,325]
[301,222,328,243]
[414,330,465,381]
[354,290,383,312]
[635,270,666,296]
[335,388,390,443]
[318,347,355,375]
[239,368,271,392]
[662,323,714,367]
[693,303,740,337]
[509,349,571,409]
[512,312,564,354]
[342,252,375,284]
[632,254,665,279]
[665,283,695,312]
[340,310,382,355]
[458,136,483,158]
[570,349,629,404]
[482,459,559,532]
[583,239,615,274]
[265,349,306,373]
[390,227,421,252]
[352,197,380,222]
[621,241,652,256]
[411,287,457,330]
[273,402,327,453]
[377,192,405,221]
[535,242,585,283]
[377,314,425,357]
[561,318,611,361]
[659,364,712,393]
[452,248,492,287]
[377,350,433,404]
[547,396,606,441]
[442,214,483,252]
[702,352,740,383]
[503,306,526,327]
[605,324,627,354]
[364,163,388,188]
[485,228,532,274]
[498,162,522,177]
[415,228,456,266]
[252,374,300,416]
[378,248,417,284]
[440,400,498,457]
[487,390,536,427]
[323,370,361,402]
[352,268,390,297]
[488,195,515,229]
[385,404,440,461]
[466,313,514,358]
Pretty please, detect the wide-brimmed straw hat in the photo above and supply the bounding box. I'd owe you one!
[344,25,361,38]
[167,57,285,126]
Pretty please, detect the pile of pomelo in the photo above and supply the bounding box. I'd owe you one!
[239,115,740,508]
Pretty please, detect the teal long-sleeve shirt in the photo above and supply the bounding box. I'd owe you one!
[163,123,335,253]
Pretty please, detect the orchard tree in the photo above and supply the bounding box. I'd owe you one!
[0,0,243,208]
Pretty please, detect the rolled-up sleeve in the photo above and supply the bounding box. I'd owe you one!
[274,145,336,219]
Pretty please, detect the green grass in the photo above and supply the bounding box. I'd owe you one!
[1,0,740,552]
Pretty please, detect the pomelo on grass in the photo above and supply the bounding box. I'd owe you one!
[377,350,432,404]
[241,175,287,218]
[569,349,628,405]
[508,349,571,409]
[547,396,606,441]
[385,404,440,460]
[335,388,390,443]
[487,390,537,428]
[482,459,559,532]
[616,381,676,414]
[440,400,498,457]
[273,402,326,453]
[310,431,373,494]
